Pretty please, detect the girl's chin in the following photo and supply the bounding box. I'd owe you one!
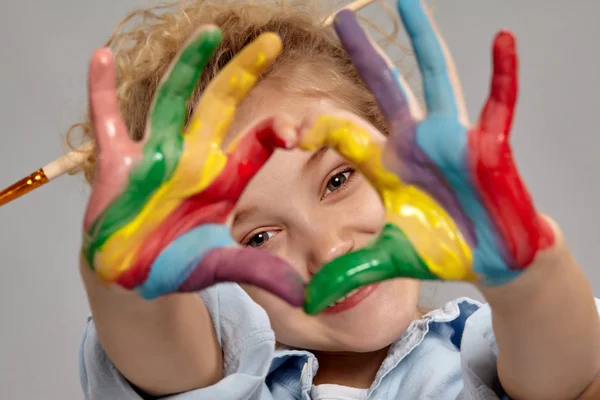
[301,328,401,353]
[311,288,421,349]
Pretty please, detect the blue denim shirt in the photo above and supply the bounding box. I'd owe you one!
[79,283,555,399]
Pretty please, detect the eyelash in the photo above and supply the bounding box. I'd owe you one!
[321,165,356,200]
[241,165,357,248]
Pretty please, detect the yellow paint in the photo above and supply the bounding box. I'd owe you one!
[301,115,475,281]
[255,52,266,69]
[96,148,227,281]
[97,33,284,280]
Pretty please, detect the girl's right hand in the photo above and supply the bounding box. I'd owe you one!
[82,26,305,305]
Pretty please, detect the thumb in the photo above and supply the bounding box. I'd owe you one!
[132,224,305,307]
[179,247,306,307]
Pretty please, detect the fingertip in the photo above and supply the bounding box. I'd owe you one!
[397,0,421,16]
[281,270,308,308]
[190,24,223,49]
[492,30,518,78]
[189,24,222,40]
[93,47,114,63]
[334,9,364,50]
[249,117,292,150]
[89,48,116,89]
[496,29,516,40]
[493,30,517,53]
[297,115,322,151]
[90,48,115,73]
[272,116,299,149]
[334,8,358,29]
[199,23,220,34]
[257,32,283,58]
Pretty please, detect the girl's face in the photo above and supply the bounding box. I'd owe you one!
[226,83,421,352]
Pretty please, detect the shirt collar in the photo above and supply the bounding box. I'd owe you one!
[269,298,482,397]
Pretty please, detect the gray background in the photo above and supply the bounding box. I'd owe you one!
[0,0,598,398]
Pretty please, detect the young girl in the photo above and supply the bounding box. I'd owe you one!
[71,0,600,399]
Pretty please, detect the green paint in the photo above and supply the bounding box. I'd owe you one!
[304,223,439,315]
[83,29,223,268]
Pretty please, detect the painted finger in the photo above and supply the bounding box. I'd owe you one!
[469,31,554,269]
[88,48,131,152]
[140,26,223,181]
[397,0,468,124]
[334,9,422,127]
[175,115,296,199]
[85,48,140,230]
[304,223,438,315]
[134,224,305,307]
[180,247,306,307]
[478,30,518,138]
[185,33,283,147]
[300,112,401,194]
[216,116,297,200]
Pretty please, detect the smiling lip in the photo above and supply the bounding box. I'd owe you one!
[322,284,379,315]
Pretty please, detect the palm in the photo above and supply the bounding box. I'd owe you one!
[82,27,305,305]
[302,0,554,314]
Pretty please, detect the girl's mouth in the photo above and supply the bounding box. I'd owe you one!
[322,284,379,315]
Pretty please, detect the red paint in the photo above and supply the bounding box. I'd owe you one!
[468,31,554,270]
[117,118,288,288]
[322,284,379,315]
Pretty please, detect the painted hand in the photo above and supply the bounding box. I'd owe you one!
[302,1,554,314]
[82,27,305,305]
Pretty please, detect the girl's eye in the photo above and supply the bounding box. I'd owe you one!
[324,168,354,197]
[246,231,275,248]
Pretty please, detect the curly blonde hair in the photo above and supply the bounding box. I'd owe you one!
[67,0,401,183]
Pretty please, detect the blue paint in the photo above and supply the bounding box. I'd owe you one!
[397,0,458,117]
[137,224,234,299]
[396,0,522,284]
[416,118,518,285]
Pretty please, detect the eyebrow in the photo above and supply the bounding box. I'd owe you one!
[231,207,258,227]
[303,147,329,172]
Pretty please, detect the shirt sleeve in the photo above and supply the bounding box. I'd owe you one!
[459,298,600,400]
[459,303,508,400]
[78,283,276,400]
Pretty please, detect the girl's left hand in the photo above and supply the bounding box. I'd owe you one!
[302,0,555,314]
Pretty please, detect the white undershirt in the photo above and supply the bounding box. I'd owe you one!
[310,384,369,400]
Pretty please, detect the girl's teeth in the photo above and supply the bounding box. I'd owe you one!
[331,289,360,306]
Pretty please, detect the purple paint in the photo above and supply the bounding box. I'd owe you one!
[178,247,306,307]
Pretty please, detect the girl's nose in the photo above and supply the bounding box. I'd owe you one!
[306,231,355,276]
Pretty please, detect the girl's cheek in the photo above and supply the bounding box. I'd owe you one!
[347,178,386,228]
